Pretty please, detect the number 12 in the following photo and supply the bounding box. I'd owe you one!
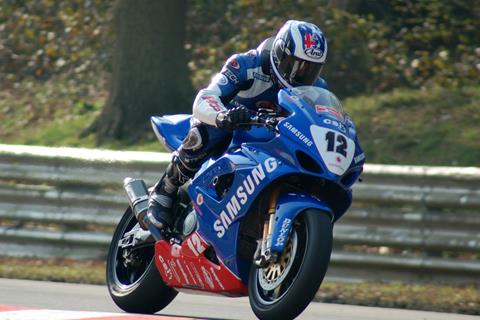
[325,131,347,157]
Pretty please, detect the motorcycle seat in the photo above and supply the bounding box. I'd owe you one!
[151,114,191,151]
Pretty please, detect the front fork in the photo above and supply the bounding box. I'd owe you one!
[254,187,280,267]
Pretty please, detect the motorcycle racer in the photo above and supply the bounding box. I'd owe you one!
[143,20,329,232]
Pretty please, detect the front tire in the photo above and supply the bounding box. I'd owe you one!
[106,207,177,314]
[248,209,333,320]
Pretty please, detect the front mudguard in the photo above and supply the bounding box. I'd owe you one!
[270,193,334,253]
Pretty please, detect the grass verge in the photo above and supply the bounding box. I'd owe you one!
[0,257,478,315]
[316,281,480,315]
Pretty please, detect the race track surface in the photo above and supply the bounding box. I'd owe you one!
[0,278,477,320]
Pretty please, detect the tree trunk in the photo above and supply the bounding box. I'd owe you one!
[91,0,193,143]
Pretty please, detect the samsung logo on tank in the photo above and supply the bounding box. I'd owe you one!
[213,157,278,238]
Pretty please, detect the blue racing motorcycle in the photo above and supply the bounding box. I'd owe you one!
[107,86,365,320]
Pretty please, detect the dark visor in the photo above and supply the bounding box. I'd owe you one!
[277,54,324,86]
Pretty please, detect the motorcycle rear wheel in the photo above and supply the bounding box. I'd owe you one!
[248,209,333,320]
[106,207,177,314]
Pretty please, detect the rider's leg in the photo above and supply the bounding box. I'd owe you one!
[143,122,232,230]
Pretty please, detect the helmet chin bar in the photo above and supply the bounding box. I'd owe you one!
[270,51,293,90]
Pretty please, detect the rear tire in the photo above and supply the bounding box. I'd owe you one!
[248,209,333,320]
[106,207,177,314]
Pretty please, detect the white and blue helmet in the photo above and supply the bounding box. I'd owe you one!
[270,20,328,88]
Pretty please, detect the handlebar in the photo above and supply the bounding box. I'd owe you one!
[249,114,278,128]
[233,111,279,131]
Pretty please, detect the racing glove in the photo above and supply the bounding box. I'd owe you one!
[215,106,250,130]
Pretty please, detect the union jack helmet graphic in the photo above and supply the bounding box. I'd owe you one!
[271,20,328,88]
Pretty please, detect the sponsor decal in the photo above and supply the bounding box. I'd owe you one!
[253,72,270,82]
[228,58,240,69]
[201,266,215,289]
[222,69,239,84]
[158,255,173,280]
[302,30,325,59]
[354,152,365,164]
[283,121,313,147]
[316,104,343,119]
[202,95,224,111]
[196,193,203,206]
[323,118,346,133]
[275,218,292,247]
[213,158,279,238]
[246,49,256,57]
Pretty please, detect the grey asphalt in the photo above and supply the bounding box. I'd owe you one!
[0,278,478,320]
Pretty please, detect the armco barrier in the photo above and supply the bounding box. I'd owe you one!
[0,144,479,284]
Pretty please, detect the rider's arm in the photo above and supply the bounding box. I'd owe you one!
[193,54,251,126]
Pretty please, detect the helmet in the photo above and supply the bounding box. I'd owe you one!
[270,20,327,88]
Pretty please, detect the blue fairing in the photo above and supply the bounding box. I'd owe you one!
[151,114,191,151]
[270,193,333,253]
[153,86,364,283]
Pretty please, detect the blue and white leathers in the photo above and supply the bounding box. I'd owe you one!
[192,39,327,127]
[152,86,365,284]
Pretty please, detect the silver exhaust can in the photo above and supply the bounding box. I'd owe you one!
[123,177,149,221]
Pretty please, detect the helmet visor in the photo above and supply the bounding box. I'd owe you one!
[277,54,324,86]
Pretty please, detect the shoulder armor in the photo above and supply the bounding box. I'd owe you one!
[259,37,274,75]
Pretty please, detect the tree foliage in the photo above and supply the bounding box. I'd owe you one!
[1,0,478,99]
[0,0,113,85]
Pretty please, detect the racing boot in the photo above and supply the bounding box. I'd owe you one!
[145,177,176,231]
[144,156,195,232]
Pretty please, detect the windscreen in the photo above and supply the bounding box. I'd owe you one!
[292,86,345,121]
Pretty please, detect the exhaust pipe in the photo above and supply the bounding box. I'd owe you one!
[123,177,149,225]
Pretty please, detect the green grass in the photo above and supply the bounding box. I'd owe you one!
[344,85,480,166]
[1,75,479,165]
[0,75,165,152]
[316,281,480,315]
[0,257,478,315]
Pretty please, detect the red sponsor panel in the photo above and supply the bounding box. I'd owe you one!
[154,234,247,296]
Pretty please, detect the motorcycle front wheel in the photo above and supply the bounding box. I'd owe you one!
[248,209,333,320]
[106,207,177,314]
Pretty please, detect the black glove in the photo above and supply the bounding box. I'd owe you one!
[215,106,250,130]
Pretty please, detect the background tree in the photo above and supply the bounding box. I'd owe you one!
[87,0,193,143]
